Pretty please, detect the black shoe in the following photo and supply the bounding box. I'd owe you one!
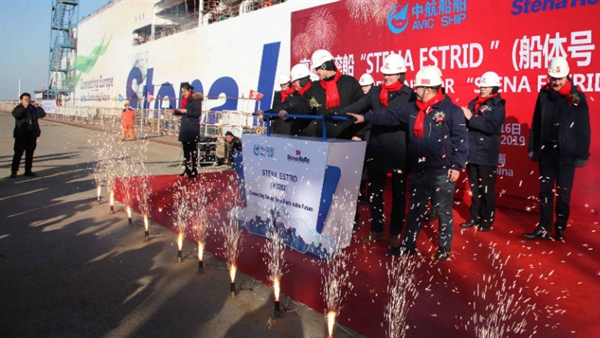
[385,246,416,257]
[521,228,551,241]
[9,172,17,178]
[554,223,566,241]
[24,171,36,177]
[460,219,479,228]
[187,169,198,178]
[435,248,450,261]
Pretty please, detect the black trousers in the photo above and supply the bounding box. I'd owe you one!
[538,147,575,231]
[182,142,198,171]
[12,133,37,174]
[368,169,406,235]
[466,163,498,226]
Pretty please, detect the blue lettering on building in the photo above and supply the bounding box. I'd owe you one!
[124,42,279,122]
[511,0,598,15]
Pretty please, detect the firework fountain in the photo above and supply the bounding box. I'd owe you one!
[189,180,209,273]
[465,248,553,338]
[135,167,153,241]
[221,206,243,298]
[261,208,288,317]
[384,255,422,338]
[172,182,192,264]
[321,247,355,338]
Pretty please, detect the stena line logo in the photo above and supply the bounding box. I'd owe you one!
[511,0,599,15]
[388,4,410,34]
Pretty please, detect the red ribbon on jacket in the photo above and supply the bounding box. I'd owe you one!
[280,87,296,103]
[413,90,444,138]
[298,81,312,96]
[545,80,574,105]
[379,81,403,107]
[180,92,192,109]
[320,71,342,109]
[473,93,498,114]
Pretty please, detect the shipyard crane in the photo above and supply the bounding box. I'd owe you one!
[49,0,79,104]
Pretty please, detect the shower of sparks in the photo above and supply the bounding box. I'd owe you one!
[221,206,244,283]
[385,255,421,338]
[262,208,288,302]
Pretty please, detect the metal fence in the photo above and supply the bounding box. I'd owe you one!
[1,98,266,140]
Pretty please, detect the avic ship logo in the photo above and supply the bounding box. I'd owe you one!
[387,4,410,34]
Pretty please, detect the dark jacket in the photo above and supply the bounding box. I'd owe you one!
[465,95,506,166]
[267,90,312,136]
[528,82,590,165]
[365,98,469,175]
[337,85,414,173]
[288,74,364,139]
[178,92,203,143]
[13,103,46,138]
[225,136,242,162]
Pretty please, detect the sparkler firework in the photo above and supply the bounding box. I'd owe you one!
[221,206,243,298]
[385,255,421,338]
[321,249,355,338]
[261,209,288,317]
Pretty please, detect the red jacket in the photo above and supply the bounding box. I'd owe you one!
[121,108,135,128]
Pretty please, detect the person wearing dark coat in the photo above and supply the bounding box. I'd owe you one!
[284,49,365,139]
[11,93,46,178]
[523,57,591,241]
[224,131,242,165]
[175,82,203,178]
[260,64,314,136]
[271,73,295,135]
[336,53,414,250]
[348,66,469,261]
[460,71,506,232]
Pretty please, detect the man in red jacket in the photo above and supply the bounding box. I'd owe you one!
[121,101,135,141]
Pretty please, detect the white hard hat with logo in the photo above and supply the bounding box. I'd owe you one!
[548,57,569,78]
[290,64,311,82]
[380,53,407,74]
[480,71,501,87]
[278,73,290,85]
[359,73,374,86]
[311,49,334,70]
[414,66,443,87]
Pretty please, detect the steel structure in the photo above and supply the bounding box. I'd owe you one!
[49,0,79,100]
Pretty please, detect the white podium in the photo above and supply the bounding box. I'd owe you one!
[236,134,366,258]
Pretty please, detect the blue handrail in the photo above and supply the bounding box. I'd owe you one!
[255,112,349,141]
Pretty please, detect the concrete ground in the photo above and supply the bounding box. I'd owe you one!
[0,112,363,338]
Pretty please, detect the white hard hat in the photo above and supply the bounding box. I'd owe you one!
[359,73,374,86]
[548,57,569,78]
[380,53,407,74]
[278,73,290,85]
[414,66,443,87]
[290,64,311,82]
[479,71,501,87]
[311,49,334,70]
[310,73,320,82]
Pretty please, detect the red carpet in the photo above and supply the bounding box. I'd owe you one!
[113,172,600,337]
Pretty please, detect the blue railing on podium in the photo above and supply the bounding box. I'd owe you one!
[253,112,349,141]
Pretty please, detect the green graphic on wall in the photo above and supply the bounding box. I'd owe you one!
[74,36,112,86]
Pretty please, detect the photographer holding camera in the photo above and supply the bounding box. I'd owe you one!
[10,93,46,178]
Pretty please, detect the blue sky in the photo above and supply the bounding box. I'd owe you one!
[0,0,108,100]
